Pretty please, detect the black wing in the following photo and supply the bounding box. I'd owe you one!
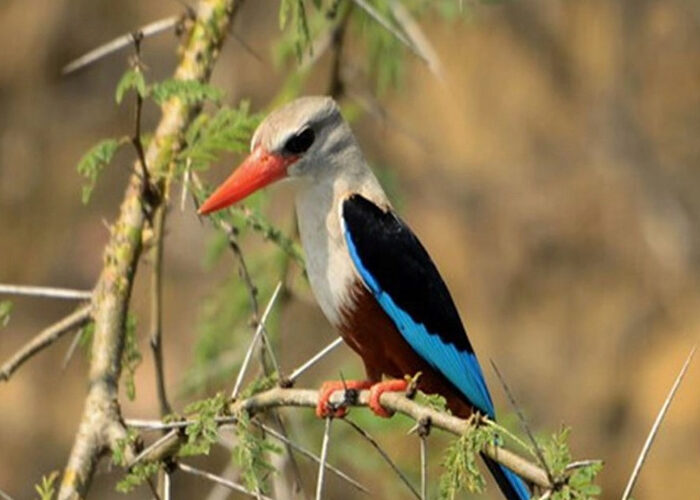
[342,194,494,415]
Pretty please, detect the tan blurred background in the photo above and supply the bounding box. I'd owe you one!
[1,0,699,498]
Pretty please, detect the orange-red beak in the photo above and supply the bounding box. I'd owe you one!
[198,147,297,215]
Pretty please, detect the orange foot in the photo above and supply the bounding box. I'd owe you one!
[316,380,372,418]
[368,379,409,418]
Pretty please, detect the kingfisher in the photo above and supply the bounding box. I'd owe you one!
[199,96,530,499]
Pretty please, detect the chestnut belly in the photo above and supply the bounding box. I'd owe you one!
[337,280,475,419]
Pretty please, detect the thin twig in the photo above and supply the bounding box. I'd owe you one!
[284,337,344,385]
[61,329,84,370]
[0,487,15,500]
[490,359,552,483]
[130,430,181,468]
[0,306,92,381]
[315,418,333,500]
[564,459,604,472]
[351,0,427,63]
[129,35,153,192]
[267,412,309,500]
[178,462,273,500]
[419,435,427,500]
[150,204,172,416]
[162,471,171,500]
[388,0,444,80]
[254,420,369,495]
[191,172,280,375]
[621,345,696,500]
[231,282,283,399]
[0,284,92,301]
[343,418,421,500]
[61,16,180,75]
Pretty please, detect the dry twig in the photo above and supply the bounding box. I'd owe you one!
[0,305,91,382]
[0,284,92,301]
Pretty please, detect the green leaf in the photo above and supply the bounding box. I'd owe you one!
[112,427,140,467]
[542,426,603,499]
[76,138,123,204]
[115,68,147,104]
[150,79,223,106]
[0,300,12,328]
[116,461,160,493]
[35,471,59,500]
[180,102,260,172]
[232,411,281,493]
[415,391,448,413]
[179,392,228,456]
[438,422,496,499]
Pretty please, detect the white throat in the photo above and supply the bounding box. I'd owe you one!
[294,155,389,326]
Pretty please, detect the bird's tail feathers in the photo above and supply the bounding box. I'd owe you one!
[481,452,531,500]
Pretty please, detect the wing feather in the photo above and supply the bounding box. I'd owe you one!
[342,194,494,416]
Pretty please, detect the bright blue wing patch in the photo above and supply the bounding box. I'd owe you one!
[345,228,495,417]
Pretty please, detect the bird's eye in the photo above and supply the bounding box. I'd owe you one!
[284,127,315,155]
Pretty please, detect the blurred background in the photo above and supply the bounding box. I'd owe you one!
[1,0,699,498]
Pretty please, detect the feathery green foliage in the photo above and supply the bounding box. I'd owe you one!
[542,426,603,499]
[0,300,12,328]
[112,427,140,468]
[231,411,282,493]
[179,102,260,172]
[179,392,228,456]
[116,461,160,494]
[415,391,449,413]
[438,421,497,499]
[150,79,223,106]
[34,471,59,500]
[115,68,147,104]
[76,138,125,204]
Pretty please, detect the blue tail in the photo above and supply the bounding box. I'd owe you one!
[482,453,531,500]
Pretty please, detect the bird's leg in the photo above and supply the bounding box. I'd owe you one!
[368,379,410,418]
[316,380,372,418]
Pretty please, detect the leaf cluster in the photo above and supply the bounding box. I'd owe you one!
[34,471,59,500]
[542,426,602,499]
[179,392,228,456]
[115,461,160,494]
[76,138,124,204]
[438,419,496,499]
[231,411,282,493]
[179,101,260,173]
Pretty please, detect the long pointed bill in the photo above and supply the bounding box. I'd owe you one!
[198,147,297,215]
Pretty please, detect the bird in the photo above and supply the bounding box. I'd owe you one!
[198,96,530,500]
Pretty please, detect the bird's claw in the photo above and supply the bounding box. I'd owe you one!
[368,379,409,418]
[316,380,372,418]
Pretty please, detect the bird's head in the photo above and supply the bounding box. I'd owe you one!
[198,96,350,215]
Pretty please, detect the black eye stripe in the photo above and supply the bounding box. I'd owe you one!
[284,127,315,155]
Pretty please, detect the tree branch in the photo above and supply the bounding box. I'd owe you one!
[130,387,557,490]
[58,1,243,498]
[0,305,92,382]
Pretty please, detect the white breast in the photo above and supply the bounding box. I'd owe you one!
[295,177,358,327]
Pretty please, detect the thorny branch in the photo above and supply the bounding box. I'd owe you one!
[128,387,562,491]
[58,1,244,498]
